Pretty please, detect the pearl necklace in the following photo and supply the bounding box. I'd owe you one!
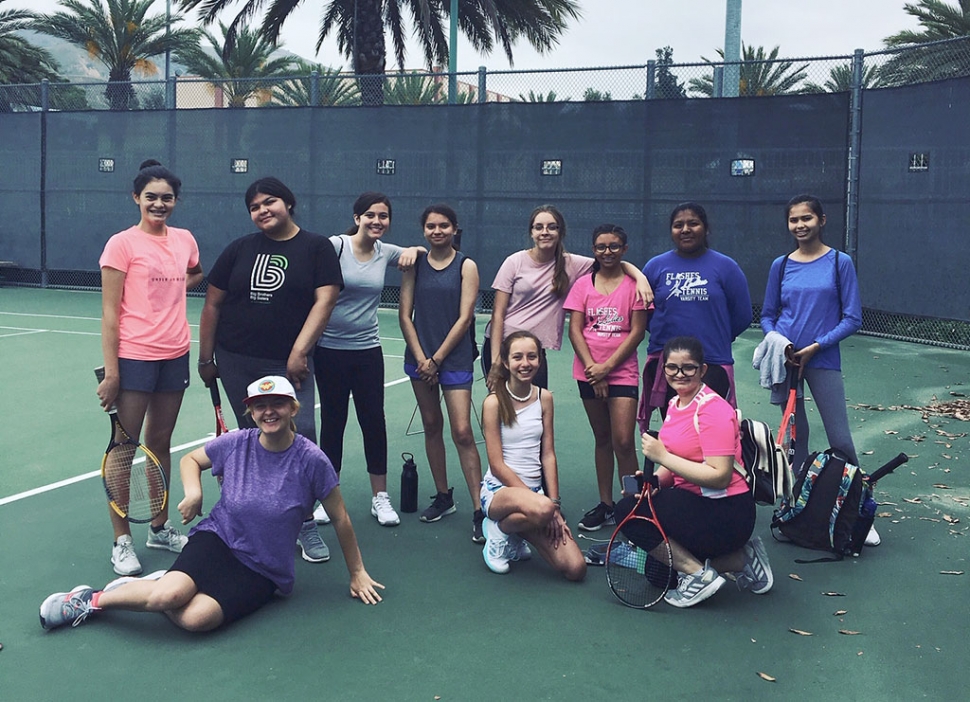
[505,382,533,402]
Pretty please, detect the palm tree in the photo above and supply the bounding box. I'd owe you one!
[384,71,444,105]
[880,0,970,85]
[654,46,686,99]
[688,45,809,97]
[176,22,296,108]
[177,0,581,106]
[517,89,565,102]
[803,63,884,93]
[33,0,199,110]
[273,60,361,106]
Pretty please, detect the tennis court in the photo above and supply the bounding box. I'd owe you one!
[1,286,967,700]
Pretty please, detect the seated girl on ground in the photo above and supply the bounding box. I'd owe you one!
[479,331,586,580]
[614,336,772,608]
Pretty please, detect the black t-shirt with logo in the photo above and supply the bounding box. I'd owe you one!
[209,230,343,360]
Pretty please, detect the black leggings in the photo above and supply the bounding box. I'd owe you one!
[314,345,387,475]
[614,488,755,563]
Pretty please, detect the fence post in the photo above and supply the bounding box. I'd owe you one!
[478,66,487,103]
[844,48,864,263]
[713,66,724,98]
[40,80,49,288]
[310,70,320,106]
[646,60,656,99]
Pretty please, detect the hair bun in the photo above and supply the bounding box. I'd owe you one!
[139,159,162,170]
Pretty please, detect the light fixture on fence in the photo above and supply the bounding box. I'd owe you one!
[541,159,562,176]
[231,159,249,174]
[98,158,115,173]
[908,153,929,172]
[376,159,396,176]
[729,158,755,177]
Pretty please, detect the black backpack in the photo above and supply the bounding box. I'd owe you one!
[771,449,907,561]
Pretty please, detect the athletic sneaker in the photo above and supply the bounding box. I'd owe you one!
[508,535,533,562]
[735,536,774,594]
[483,518,511,574]
[578,501,615,531]
[865,525,881,547]
[103,569,167,594]
[371,492,401,526]
[39,585,97,630]
[607,541,639,569]
[146,522,188,553]
[664,560,726,608]
[297,520,331,563]
[472,510,486,544]
[111,534,142,576]
[419,488,456,523]
[313,503,331,524]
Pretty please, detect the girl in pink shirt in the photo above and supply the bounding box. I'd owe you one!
[563,225,647,532]
[96,160,203,578]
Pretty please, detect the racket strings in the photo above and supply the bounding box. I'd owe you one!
[104,444,167,522]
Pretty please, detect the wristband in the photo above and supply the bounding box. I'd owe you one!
[198,358,215,367]
[552,497,562,507]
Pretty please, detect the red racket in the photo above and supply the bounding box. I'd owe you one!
[209,383,229,437]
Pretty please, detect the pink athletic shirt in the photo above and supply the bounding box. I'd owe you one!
[659,385,747,498]
[99,225,199,360]
[487,250,594,351]
[563,273,645,386]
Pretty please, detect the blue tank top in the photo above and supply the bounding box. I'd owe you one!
[404,251,474,374]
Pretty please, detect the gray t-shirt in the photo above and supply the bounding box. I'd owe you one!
[318,235,404,350]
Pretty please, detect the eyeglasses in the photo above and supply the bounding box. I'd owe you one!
[532,223,560,233]
[593,243,624,253]
[663,363,700,377]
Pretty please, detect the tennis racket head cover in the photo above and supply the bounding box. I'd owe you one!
[95,366,168,523]
[606,469,674,609]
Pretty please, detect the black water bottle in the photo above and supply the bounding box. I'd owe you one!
[400,452,418,513]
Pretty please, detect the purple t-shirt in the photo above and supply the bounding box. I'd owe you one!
[190,430,339,594]
[563,273,645,386]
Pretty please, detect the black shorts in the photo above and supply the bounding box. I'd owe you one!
[170,530,276,626]
[118,354,190,393]
[577,380,639,400]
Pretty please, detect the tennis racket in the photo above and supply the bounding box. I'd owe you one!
[94,366,168,523]
[777,365,799,470]
[209,383,229,437]
[606,456,674,608]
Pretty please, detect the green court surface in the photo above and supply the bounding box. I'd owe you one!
[1,287,967,701]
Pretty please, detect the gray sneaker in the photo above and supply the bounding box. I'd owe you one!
[103,569,168,593]
[735,536,773,594]
[146,522,188,553]
[111,534,142,576]
[664,560,725,608]
[39,585,96,630]
[508,535,533,562]
[297,520,331,562]
[420,488,456,523]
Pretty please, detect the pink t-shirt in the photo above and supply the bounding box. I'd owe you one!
[99,225,199,360]
[563,273,645,386]
[659,385,747,498]
[487,250,594,351]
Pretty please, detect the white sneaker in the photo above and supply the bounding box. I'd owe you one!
[371,492,401,526]
[865,525,881,547]
[483,518,511,574]
[111,535,142,576]
[145,522,188,553]
[313,503,331,524]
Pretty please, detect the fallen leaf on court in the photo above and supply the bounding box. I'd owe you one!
[940,570,964,575]
[789,573,803,581]
[884,430,898,435]
[942,454,952,459]
[434,697,441,700]
[757,672,777,682]
[822,591,846,596]
[789,628,813,636]
[944,515,959,524]
[839,630,862,635]
[858,651,864,656]
[904,498,922,504]
[877,511,893,518]
[862,450,874,455]
[751,638,756,643]
[834,610,848,616]
[920,517,941,522]
[933,484,951,489]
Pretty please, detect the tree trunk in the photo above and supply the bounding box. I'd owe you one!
[353,0,386,106]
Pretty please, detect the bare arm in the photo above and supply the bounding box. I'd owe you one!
[177,445,211,524]
[395,245,427,272]
[584,308,648,385]
[322,487,385,604]
[621,261,653,306]
[197,284,226,387]
[482,395,530,490]
[287,284,341,389]
[186,262,204,291]
[429,259,480,365]
[641,433,734,490]
[397,268,435,383]
[97,267,125,409]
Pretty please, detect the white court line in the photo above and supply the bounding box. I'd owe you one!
[0,311,102,322]
[0,328,48,339]
[1,375,415,506]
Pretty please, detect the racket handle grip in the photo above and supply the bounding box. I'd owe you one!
[209,383,221,405]
[868,452,908,484]
[94,366,105,383]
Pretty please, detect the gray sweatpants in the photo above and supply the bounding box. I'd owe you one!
[789,366,858,471]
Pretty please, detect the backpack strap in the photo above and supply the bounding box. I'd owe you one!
[690,389,748,481]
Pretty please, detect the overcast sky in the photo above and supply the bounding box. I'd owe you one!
[17,0,923,70]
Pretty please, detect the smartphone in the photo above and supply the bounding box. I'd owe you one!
[622,474,643,496]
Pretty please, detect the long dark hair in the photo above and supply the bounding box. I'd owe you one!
[133,159,181,198]
[492,331,543,427]
[529,204,570,297]
[590,223,628,278]
[345,191,393,235]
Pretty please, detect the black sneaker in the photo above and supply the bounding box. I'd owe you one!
[472,510,485,544]
[578,501,615,531]
[420,488,456,523]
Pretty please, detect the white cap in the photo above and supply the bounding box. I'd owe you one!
[244,375,297,404]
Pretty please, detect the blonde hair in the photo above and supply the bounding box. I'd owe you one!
[245,398,300,433]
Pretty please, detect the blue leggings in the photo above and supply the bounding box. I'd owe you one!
[791,367,858,470]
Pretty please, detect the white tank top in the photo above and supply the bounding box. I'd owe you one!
[484,390,544,490]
